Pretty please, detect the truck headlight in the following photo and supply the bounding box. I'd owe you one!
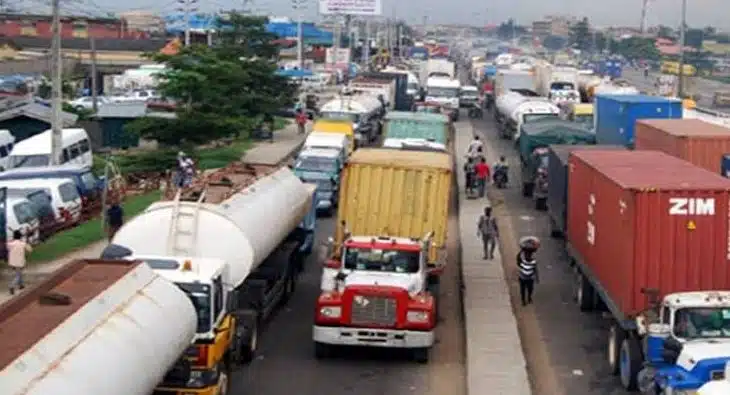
[319,306,341,318]
[407,310,429,323]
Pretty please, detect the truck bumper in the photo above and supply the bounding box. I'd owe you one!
[153,386,219,395]
[313,325,435,348]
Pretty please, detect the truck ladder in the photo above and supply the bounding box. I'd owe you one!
[166,189,206,256]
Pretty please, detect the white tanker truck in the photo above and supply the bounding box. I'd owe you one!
[103,163,317,394]
[0,259,197,395]
[494,91,560,141]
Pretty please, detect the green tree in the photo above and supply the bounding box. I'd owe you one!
[593,31,608,53]
[127,13,296,147]
[542,35,567,51]
[569,17,591,51]
[611,37,660,61]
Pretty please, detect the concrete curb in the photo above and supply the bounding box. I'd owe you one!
[454,121,532,395]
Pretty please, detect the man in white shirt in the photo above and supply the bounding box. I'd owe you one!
[176,152,196,188]
[7,230,31,295]
[466,135,483,158]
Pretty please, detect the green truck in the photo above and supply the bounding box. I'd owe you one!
[519,119,594,210]
[382,111,450,152]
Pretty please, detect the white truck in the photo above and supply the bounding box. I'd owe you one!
[0,259,197,395]
[105,164,317,394]
[425,76,461,121]
[382,66,421,100]
[495,91,560,141]
[320,94,385,144]
[426,59,455,79]
[538,65,580,105]
[348,77,395,110]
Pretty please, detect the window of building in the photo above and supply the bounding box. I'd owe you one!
[19,20,37,36]
[72,21,88,38]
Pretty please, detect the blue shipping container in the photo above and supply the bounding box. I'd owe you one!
[594,95,683,147]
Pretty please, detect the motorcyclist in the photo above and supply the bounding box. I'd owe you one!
[492,156,509,184]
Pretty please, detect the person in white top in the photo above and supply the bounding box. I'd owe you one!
[466,135,483,158]
[7,230,32,295]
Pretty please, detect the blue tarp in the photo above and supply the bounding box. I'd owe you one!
[266,22,333,42]
[276,68,314,78]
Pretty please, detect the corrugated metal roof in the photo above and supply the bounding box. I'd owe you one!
[572,149,730,190]
[349,148,451,170]
[0,100,77,125]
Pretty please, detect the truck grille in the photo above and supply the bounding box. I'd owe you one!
[350,294,397,326]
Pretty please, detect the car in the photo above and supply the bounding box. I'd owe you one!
[68,96,109,110]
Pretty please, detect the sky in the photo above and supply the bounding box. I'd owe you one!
[54,0,730,30]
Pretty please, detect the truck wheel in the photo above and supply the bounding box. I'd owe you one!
[412,347,430,363]
[607,323,626,376]
[619,337,642,391]
[575,272,595,312]
[522,183,532,197]
[281,273,296,304]
[240,320,259,364]
[314,342,333,359]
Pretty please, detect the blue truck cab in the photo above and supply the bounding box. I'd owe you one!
[594,95,683,147]
[634,291,730,394]
[293,148,342,216]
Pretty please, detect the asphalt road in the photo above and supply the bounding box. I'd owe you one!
[230,160,466,394]
[470,115,632,395]
[620,68,730,111]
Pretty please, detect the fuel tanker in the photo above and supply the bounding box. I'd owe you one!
[106,163,317,394]
[0,259,197,395]
[494,91,560,141]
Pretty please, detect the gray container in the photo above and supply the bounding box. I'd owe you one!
[547,144,626,237]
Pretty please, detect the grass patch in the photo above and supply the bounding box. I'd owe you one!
[29,191,162,263]
[196,139,252,170]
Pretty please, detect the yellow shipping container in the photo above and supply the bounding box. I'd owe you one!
[312,119,355,152]
[334,148,452,264]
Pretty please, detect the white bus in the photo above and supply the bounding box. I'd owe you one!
[8,128,92,169]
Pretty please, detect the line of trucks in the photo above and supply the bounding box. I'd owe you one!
[491,88,730,393]
[0,106,455,393]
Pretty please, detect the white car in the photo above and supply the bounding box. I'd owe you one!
[68,96,109,110]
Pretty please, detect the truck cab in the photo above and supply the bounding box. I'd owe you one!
[314,235,441,363]
[294,149,341,216]
[637,291,730,394]
[425,77,461,121]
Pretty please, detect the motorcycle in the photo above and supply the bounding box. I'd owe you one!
[468,105,483,119]
[493,166,508,188]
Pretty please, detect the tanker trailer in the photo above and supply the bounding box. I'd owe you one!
[0,259,196,395]
[496,92,559,141]
[104,163,317,395]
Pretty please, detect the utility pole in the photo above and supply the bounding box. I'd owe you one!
[292,0,306,69]
[177,0,198,46]
[677,0,687,97]
[90,36,98,113]
[640,0,649,33]
[362,18,370,65]
[50,0,62,165]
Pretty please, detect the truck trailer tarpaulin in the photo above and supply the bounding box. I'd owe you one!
[567,149,730,317]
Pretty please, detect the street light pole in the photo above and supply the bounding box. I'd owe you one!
[293,0,305,69]
[50,0,62,165]
[677,0,687,98]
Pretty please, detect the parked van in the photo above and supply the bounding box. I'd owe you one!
[304,132,350,161]
[0,178,82,225]
[8,128,92,169]
[0,130,16,171]
[7,188,56,240]
[5,195,40,245]
[0,164,102,199]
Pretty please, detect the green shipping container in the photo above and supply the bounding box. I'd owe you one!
[383,111,449,146]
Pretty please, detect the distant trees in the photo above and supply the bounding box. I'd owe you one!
[496,19,527,40]
[568,17,591,51]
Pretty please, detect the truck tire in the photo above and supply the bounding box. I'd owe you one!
[280,273,296,305]
[619,336,642,391]
[575,272,595,312]
[314,342,333,359]
[607,323,626,376]
[522,183,532,197]
[412,347,430,364]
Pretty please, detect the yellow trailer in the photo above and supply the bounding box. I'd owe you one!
[312,119,356,152]
[334,148,452,264]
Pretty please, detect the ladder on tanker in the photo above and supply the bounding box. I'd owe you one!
[166,189,206,257]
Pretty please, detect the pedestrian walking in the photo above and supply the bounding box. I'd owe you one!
[477,206,499,260]
[175,151,196,188]
[295,109,308,135]
[7,230,31,295]
[517,236,540,306]
[106,198,124,242]
[474,157,490,198]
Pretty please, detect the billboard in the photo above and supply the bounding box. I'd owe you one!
[318,0,382,16]
[325,48,352,71]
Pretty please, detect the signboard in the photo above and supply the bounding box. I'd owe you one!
[325,48,351,71]
[318,0,382,16]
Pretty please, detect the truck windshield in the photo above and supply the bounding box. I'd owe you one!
[344,247,420,273]
[428,87,459,98]
[674,307,730,339]
[296,157,336,172]
[550,82,576,90]
[176,283,213,333]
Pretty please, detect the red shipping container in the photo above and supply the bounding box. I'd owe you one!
[567,149,730,318]
[635,119,730,173]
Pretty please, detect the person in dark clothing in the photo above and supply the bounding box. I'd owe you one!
[477,206,499,259]
[106,199,124,242]
[516,236,540,306]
